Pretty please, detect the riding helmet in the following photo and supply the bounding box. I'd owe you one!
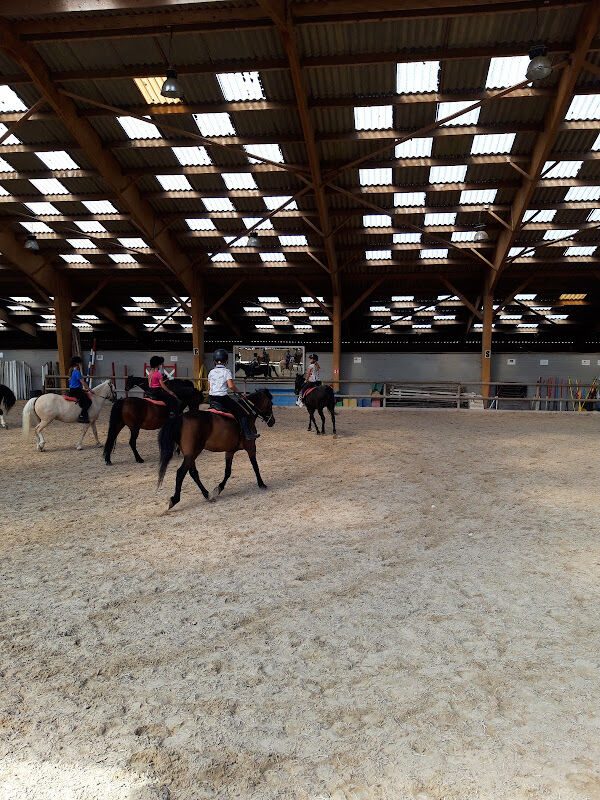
[309,353,319,361]
[149,355,164,368]
[213,348,228,363]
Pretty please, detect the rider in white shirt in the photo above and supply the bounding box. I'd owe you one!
[298,353,322,401]
[208,348,259,440]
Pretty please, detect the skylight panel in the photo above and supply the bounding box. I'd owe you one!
[123,306,144,312]
[429,164,467,183]
[470,133,516,155]
[547,314,569,320]
[591,133,600,151]
[485,56,529,89]
[269,315,290,322]
[451,231,477,242]
[171,146,212,166]
[30,178,69,195]
[24,201,60,215]
[194,112,235,137]
[279,234,308,246]
[523,209,556,223]
[74,220,106,233]
[309,316,329,322]
[118,237,146,248]
[156,174,193,191]
[542,160,582,178]
[394,191,425,207]
[224,235,249,247]
[564,186,600,202]
[421,248,448,259]
[131,296,154,303]
[354,105,393,131]
[217,71,264,101]
[82,200,117,214]
[436,101,480,126]
[459,188,497,204]
[424,212,456,226]
[363,214,392,227]
[186,218,216,231]
[0,156,14,172]
[515,294,536,301]
[565,94,600,120]
[396,61,439,93]
[392,295,414,301]
[243,216,273,230]
[543,228,577,241]
[221,172,258,191]
[259,296,280,303]
[0,85,26,113]
[0,185,9,196]
[244,143,284,163]
[300,296,324,303]
[61,254,89,264]
[565,246,596,256]
[260,252,286,262]
[0,123,20,145]
[365,249,392,260]
[67,238,95,249]
[395,137,433,158]
[587,209,600,222]
[211,252,234,262]
[110,253,137,263]
[202,197,235,212]
[256,324,275,330]
[293,324,311,331]
[508,247,526,257]
[77,314,99,321]
[560,293,586,300]
[264,195,297,210]
[36,150,79,170]
[117,115,161,139]
[20,221,52,233]
[359,167,392,186]
[393,232,421,243]
[133,76,180,106]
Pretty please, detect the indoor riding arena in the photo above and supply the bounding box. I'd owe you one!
[1,2,600,799]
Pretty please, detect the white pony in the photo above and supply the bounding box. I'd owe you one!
[22,379,116,451]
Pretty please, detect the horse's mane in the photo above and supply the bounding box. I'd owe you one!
[249,388,272,401]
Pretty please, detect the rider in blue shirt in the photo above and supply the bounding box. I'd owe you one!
[68,356,92,423]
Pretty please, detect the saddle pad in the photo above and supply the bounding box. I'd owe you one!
[302,386,318,399]
[208,408,236,420]
[145,398,166,406]
[62,393,91,402]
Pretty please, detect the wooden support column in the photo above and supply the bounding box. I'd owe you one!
[333,294,341,392]
[191,271,204,379]
[54,271,72,384]
[481,274,493,402]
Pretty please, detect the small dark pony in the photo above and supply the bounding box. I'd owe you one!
[157,389,275,510]
[295,373,337,436]
[125,375,203,409]
[234,361,279,379]
[0,383,16,429]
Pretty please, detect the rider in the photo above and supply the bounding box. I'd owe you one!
[299,353,321,399]
[208,348,259,440]
[146,356,180,417]
[68,355,92,424]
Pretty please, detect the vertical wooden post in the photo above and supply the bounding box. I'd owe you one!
[333,293,341,392]
[191,271,205,380]
[54,271,72,386]
[481,273,493,403]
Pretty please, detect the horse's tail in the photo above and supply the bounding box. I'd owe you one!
[1,386,16,412]
[103,398,124,463]
[326,385,337,415]
[22,397,39,438]
[157,414,183,488]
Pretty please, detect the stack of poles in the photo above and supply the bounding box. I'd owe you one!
[537,377,599,411]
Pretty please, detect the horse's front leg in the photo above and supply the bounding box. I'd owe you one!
[318,407,326,434]
[210,451,234,500]
[35,419,50,451]
[91,420,102,446]
[308,409,320,434]
[245,441,266,489]
[0,410,5,429]
[76,423,90,450]
[187,455,210,500]
[129,427,144,463]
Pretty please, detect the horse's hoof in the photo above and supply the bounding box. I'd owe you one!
[76,444,83,451]
[37,443,44,452]
[208,485,222,501]
[258,483,267,490]
[136,457,145,464]
[96,441,102,448]
[105,460,112,466]
[167,497,177,510]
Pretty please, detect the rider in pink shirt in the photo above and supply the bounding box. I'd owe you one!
[146,355,180,416]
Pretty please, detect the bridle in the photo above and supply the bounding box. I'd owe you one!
[237,392,275,426]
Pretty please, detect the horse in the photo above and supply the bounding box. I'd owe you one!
[295,374,337,436]
[124,375,203,411]
[22,379,116,451]
[103,394,182,465]
[234,361,279,379]
[157,389,275,511]
[0,383,16,429]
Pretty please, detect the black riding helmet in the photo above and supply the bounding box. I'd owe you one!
[213,348,228,363]
[309,353,319,361]
[149,355,164,368]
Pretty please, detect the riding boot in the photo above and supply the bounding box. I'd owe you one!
[240,414,259,440]
[78,411,90,423]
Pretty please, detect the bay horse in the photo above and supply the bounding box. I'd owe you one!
[125,375,203,411]
[157,389,275,511]
[295,374,337,435]
[22,379,116,451]
[103,396,169,464]
[0,383,16,429]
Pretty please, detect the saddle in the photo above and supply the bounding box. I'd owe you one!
[145,398,166,406]
[208,408,236,420]
[302,386,318,400]
[62,393,91,402]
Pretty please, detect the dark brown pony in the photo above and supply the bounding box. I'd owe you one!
[157,389,275,510]
[295,373,337,435]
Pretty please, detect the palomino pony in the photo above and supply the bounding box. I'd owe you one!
[157,389,275,511]
[22,379,116,451]
[125,375,203,411]
[0,383,16,429]
[103,396,172,464]
[295,373,337,435]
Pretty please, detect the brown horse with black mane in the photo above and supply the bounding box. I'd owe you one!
[157,389,275,511]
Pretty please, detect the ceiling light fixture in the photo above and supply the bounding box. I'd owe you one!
[161,28,183,100]
[474,224,489,242]
[24,233,40,251]
[526,43,552,81]
[247,233,260,248]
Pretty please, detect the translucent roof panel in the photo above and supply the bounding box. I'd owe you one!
[202,197,235,212]
[279,234,308,246]
[565,246,596,256]
[36,150,79,170]
[118,237,146,248]
[485,55,529,89]
[117,115,161,139]
[393,232,421,243]
[542,160,583,178]
[436,101,480,126]
[244,143,284,163]
[193,112,236,136]
[565,94,600,120]
[74,220,106,233]
[0,123,20,145]
[523,209,556,222]
[354,105,393,130]
[259,252,286,262]
[61,254,89,263]
[359,167,392,186]
[67,238,95,249]
[109,253,137,263]
[395,137,433,158]
[396,61,440,93]
[155,174,193,191]
[0,156,14,172]
[243,217,273,230]
[83,200,118,214]
[365,249,392,260]
[171,146,211,165]
[133,76,180,106]
[20,221,52,233]
[211,252,235,262]
[363,214,391,227]
[394,191,425,207]
[451,231,477,242]
[543,229,578,241]
[24,201,60,215]
[587,209,600,222]
[224,235,248,247]
[424,212,457,226]
[217,71,264,101]
[221,172,258,190]
[564,186,600,202]
[30,178,69,195]
[429,164,467,183]
[186,218,216,230]
[591,133,600,152]
[459,188,497,204]
[0,85,26,113]
[470,133,516,154]
[508,246,526,257]
[264,195,297,210]
[0,185,9,197]
[421,248,448,259]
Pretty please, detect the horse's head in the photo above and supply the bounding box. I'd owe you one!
[94,379,117,402]
[294,373,305,395]
[248,388,275,427]
[124,375,137,391]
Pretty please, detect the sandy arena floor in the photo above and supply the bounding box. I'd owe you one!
[1,403,599,800]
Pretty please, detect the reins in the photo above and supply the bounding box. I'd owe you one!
[235,391,274,425]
